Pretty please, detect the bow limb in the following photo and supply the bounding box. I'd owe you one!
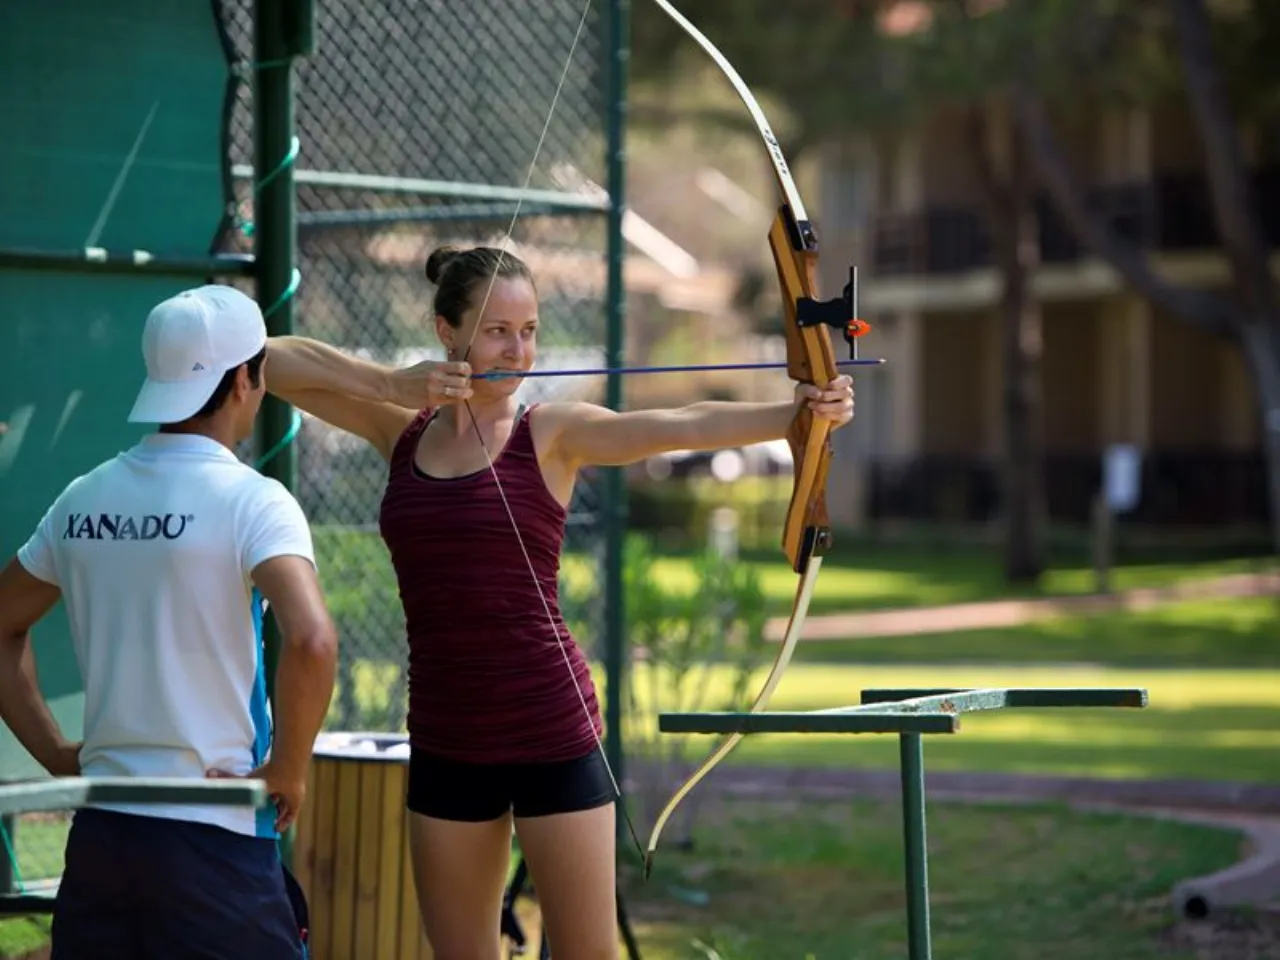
[647,0,809,221]
[642,0,845,876]
[642,556,823,876]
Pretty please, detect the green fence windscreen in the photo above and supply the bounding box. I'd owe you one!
[0,1,234,779]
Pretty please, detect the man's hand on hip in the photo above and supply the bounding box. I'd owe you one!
[206,759,305,833]
[45,740,82,777]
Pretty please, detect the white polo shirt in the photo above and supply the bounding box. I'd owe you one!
[16,432,315,839]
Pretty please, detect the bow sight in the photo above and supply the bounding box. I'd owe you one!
[796,266,871,358]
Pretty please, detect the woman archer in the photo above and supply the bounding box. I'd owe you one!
[266,244,855,960]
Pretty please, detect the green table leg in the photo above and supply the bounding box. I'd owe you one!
[900,733,932,959]
[0,815,13,895]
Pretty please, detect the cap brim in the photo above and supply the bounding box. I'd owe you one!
[126,373,224,424]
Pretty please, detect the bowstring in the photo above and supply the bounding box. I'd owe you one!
[454,0,645,861]
[461,0,593,360]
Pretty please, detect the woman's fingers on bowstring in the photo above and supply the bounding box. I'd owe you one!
[430,360,474,403]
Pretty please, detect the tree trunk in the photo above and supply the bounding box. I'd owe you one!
[967,105,1046,583]
[1012,2,1280,552]
[1011,86,1233,337]
[1168,0,1280,550]
[1240,323,1280,555]
[997,143,1047,583]
[1167,0,1280,321]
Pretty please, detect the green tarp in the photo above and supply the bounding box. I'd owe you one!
[0,1,234,778]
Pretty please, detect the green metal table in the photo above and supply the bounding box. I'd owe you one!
[660,686,1149,960]
[0,777,267,915]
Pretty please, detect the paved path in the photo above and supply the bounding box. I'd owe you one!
[764,570,1280,641]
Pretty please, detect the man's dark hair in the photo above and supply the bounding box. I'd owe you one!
[191,345,268,420]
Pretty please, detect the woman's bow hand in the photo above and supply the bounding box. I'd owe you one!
[794,375,854,427]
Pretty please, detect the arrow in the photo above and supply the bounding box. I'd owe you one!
[474,358,883,381]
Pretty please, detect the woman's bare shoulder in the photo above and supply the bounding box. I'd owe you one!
[526,401,613,462]
[528,400,612,427]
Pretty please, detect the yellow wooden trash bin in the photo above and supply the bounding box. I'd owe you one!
[293,733,431,960]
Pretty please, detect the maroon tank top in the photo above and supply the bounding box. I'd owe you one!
[377,404,602,764]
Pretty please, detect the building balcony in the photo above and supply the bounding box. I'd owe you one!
[871,166,1280,277]
[866,450,1269,528]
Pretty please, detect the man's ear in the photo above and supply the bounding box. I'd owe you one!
[234,362,254,400]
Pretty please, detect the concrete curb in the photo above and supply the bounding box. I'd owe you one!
[990,800,1280,921]
[1166,814,1280,920]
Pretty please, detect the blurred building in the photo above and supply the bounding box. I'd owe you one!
[815,101,1278,534]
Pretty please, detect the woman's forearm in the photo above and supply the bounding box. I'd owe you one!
[677,400,797,450]
[556,381,854,469]
[266,336,394,404]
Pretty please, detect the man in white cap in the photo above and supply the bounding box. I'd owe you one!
[0,284,337,958]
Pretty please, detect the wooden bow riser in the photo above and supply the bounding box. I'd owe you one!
[769,209,839,575]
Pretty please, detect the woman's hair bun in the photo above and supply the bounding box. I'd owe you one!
[424,245,461,285]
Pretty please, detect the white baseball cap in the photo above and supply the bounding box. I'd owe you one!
[127,285,268,424]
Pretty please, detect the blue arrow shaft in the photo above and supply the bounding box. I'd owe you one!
[474,358,883,381]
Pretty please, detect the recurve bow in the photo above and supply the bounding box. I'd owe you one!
[641,0,868,877]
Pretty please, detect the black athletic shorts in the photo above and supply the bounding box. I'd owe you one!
[406,747,614,821]
[51,808,307,960]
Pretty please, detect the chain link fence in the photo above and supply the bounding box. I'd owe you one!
[217,0,617,733]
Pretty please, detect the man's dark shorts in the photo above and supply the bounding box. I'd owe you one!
[51,807,305,960]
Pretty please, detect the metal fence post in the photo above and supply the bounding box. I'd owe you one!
[253,0,301,866]
[603,0,631,840]
[253,0,299,700]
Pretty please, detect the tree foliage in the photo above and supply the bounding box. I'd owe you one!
[632,1,1278,159]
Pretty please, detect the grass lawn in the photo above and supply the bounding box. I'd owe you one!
[793,596,1280,668]
[642,546,1274,617]
[629,661,1280,785]
[0,917,49,960]
[621,561,1280,787]
[611,795,1244,960]
[0,816,67,958]
[0,803,1245,959]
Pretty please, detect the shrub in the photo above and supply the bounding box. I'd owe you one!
[619,534,769,842]
[627,476,791,551]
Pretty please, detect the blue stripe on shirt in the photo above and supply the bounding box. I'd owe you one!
[250,588,276,839]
